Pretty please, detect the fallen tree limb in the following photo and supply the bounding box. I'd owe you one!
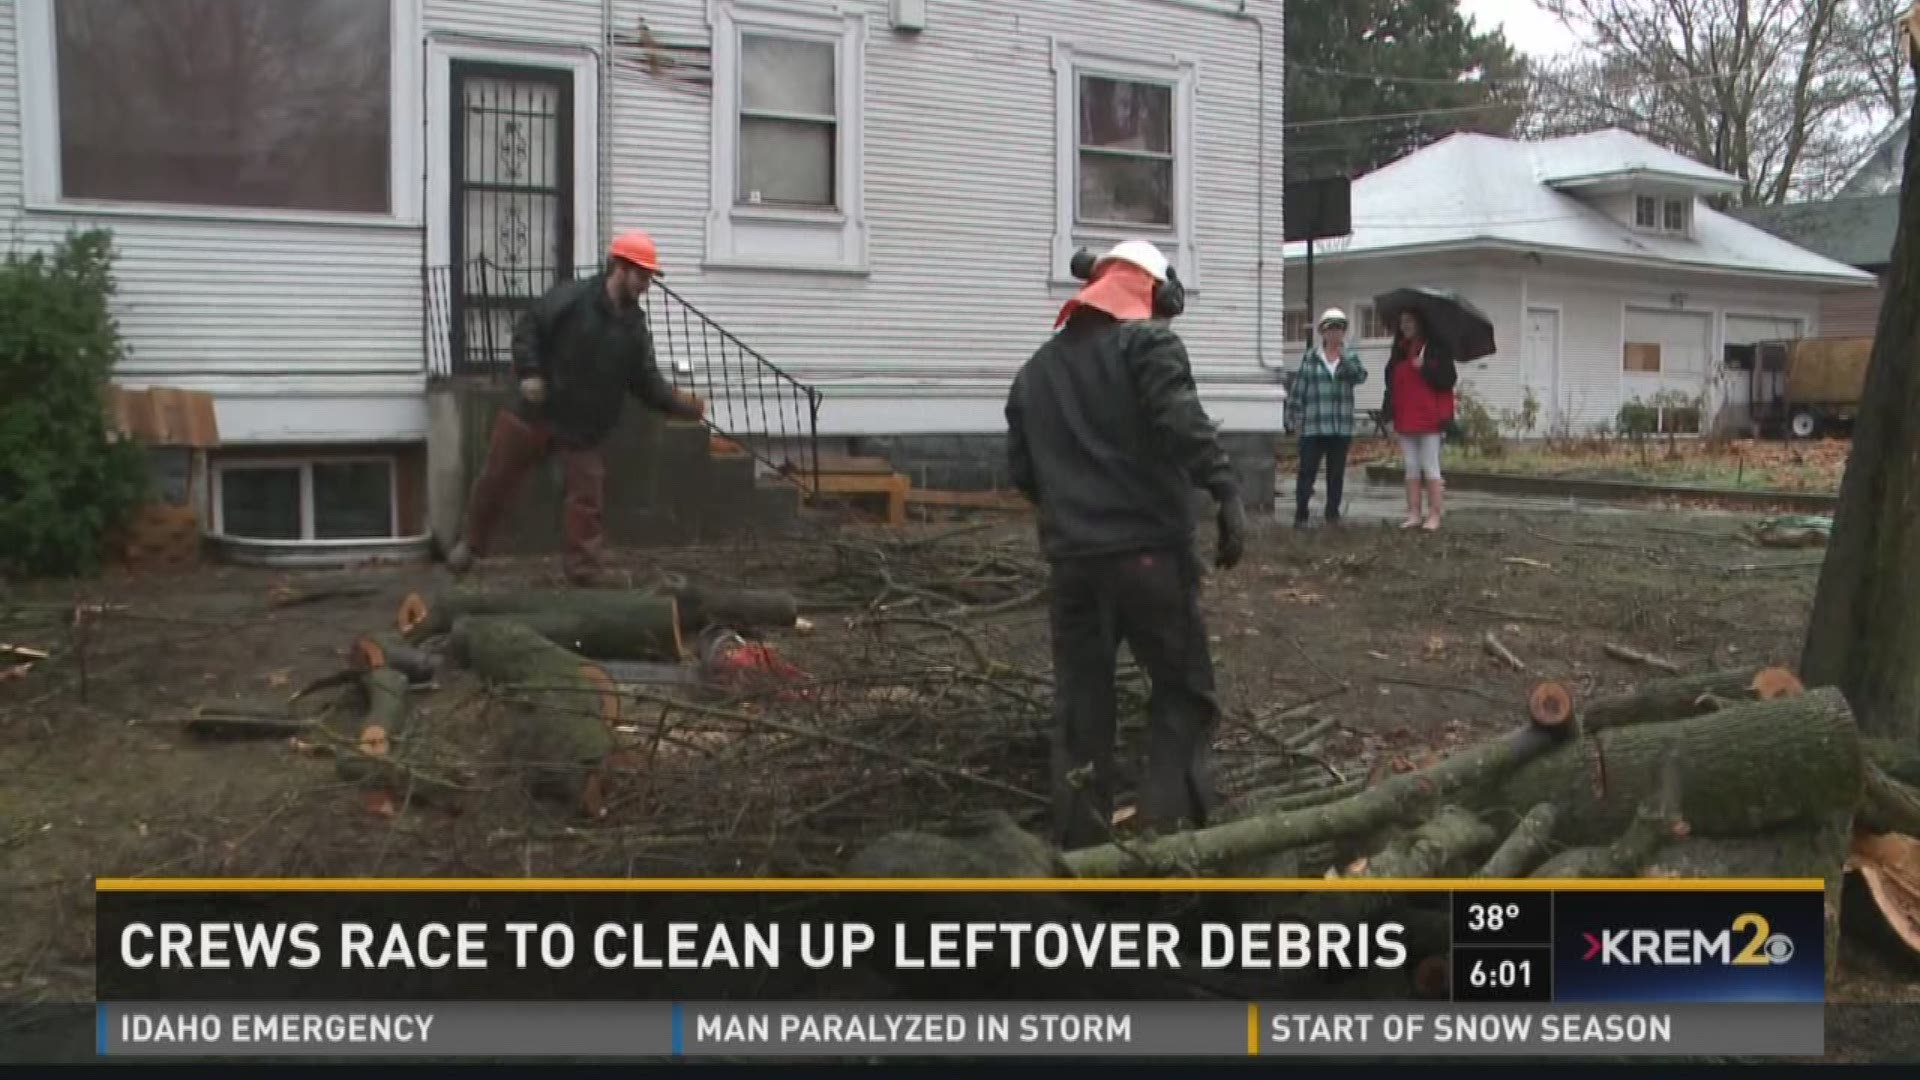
[1485,688,1862,847]
[403,590,687,661]
[268,581,383,608]
[624,688,1047,806]
[1483,632,1526,672]
[331,667,469,803]
[349,632,438,684]
[1532,755,1684,878]
[1578,668,1763,732]
[448,617,621,818]
[1603,643,1682,675]
[1061,724,1562,878]
[1475,803,1558,879]
[184,707,314,741]
[1862,764,1920,837]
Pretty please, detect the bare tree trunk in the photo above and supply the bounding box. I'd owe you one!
[1802,47,1920,745]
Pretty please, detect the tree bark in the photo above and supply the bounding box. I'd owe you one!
[1532,755,1683,878]
[406,590,686,661]
[1061,725,1561,877]
[349,632,438,684]
[401,582,797,647]
[1475,803,1559,878]
[447,617,620,818]
[1579,668,1764,732]
[332,668,466,803]
[1801,47,1920,745]
[1485,688,1863,846]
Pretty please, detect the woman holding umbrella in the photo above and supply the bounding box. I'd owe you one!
[1383,307,1459,531]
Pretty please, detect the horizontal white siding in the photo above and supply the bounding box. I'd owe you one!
[425,0,605,39]
[0,2,426,404]
[1821,282,1883,339]
[607,0,1285,434]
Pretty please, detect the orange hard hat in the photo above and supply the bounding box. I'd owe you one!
[608,230,663,274]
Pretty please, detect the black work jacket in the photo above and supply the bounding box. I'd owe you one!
[1005,311,1238,562]
[511,274,696,448]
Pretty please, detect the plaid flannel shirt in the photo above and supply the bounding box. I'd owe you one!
[1284,347,1368,437]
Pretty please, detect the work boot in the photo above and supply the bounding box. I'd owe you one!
[445,540,474,573]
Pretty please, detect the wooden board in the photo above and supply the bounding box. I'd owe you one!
[814,454,897,476]
[808,471,910,526]
[106,387,220,448]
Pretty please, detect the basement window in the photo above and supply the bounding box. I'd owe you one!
[216,457,397,540]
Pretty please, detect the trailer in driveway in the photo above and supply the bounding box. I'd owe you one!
[1746,336,1874,439]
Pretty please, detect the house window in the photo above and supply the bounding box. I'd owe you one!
[1077,75,1175,227]
[1663,198,1688,233]
[1356,303,1392,340]
[1624,342,1662,373]
[706,2,868,271]
[1052,44,1197,284]
[1283,310,1314,346]
[738,35,837,208]
[1635,196,1659,229]
[48,0,392,214]
[216,457,397,541]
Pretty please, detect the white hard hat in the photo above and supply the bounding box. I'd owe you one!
[1094,239,1171,282]
[1319,307,1349,329]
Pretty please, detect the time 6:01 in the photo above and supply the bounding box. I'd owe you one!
[1468,958,1533,989]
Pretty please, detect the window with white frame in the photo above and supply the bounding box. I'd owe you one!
[1077,75,1175,227]
[1663,197,1689,233]
[216,458,397,541]
[1052,44,1197,284]
[1634,195,1659,229]
[29,0,402,215]
[1633,193,1690,234]
[1356,303,1392,340]
[738,35,838,209]
[706,2,867,271]
[1283,310,1313,346]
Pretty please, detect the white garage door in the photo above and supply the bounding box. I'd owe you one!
[1624,307,1711,390]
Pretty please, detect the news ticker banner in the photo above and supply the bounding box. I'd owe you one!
[94,877,1826,1059]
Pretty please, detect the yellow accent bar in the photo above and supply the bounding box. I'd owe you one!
[1247,1003,1260,1057]
[95,877,1824,893]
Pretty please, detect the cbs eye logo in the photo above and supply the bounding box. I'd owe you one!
[1734,914,1795,966]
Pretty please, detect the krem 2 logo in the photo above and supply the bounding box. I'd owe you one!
[1581,914,1794,966]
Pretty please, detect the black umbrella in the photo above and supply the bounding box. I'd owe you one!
[1373,287,1497,362]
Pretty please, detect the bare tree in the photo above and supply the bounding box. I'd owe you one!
[1524,0,1901,205]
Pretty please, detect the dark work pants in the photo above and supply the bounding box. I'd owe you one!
[1295,434,1352,524]
[462,409,608,580]
[1047,548,1221,849]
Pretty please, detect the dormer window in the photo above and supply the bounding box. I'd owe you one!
[1635,193,1690,235]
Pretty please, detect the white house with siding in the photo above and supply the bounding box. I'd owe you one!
[1281,129,1876,435]
[1,0,1285,556]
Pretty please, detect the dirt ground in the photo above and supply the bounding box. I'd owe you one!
[1407,437,1851,494]
[3,502,1915,1058]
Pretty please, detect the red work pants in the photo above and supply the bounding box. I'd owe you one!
[461,409,607,579]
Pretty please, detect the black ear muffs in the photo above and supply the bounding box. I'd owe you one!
[1069,248,1186,321]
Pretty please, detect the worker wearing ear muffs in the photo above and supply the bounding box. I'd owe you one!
[1005,239,1247,849]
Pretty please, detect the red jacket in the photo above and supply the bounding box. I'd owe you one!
[1384,337,1457,435]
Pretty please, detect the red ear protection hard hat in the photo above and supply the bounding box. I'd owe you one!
[608,230,663,274]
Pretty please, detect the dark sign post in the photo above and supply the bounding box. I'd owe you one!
[1284,177,1353,338]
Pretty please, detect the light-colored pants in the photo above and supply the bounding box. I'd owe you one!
[1399,433,1444,480]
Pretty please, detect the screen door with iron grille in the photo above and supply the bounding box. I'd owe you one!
[450,62,575,374]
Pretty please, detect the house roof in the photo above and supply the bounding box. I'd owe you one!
[1282,129,1876,286]
[1732,195,1898,270]
[1534,129,1744,194]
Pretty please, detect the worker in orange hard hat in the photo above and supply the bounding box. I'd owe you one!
[447,230,705,587]
[1006,239,1244,849]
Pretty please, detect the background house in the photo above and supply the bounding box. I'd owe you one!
[1280,129,1876,436]
[0,0,1285,562]
[1733,121,1904,339]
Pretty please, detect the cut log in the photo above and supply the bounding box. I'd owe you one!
[448,617,622,818]
[1532,755,1685,878]
[1061,724,1562,877]
[666,578,800,633]
[1751,666,1806,700]
[1861,763,1920,836]
[1483,632,1527,672]
[1849,831,1920,959]
[269,581,382,608]
[1357,805,1498,880]
[1578,667,1764,733]
[1527,681,1574,730]
[1485,688,1863,847]
[349,632,438,684]
[1602,643,1682,675]
[404,589,686,661]
[1475,803,1559,878]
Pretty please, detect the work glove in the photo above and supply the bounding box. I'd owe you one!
[519,377,547,404]
[1214,492,1248,571]
[673,388,707,421]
